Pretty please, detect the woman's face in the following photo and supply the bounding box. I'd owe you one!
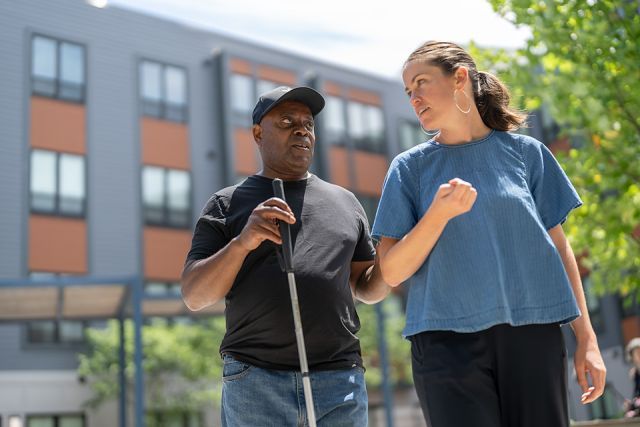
[402,60,459,131]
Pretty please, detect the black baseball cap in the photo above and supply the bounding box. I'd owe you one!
[252,86,325,125]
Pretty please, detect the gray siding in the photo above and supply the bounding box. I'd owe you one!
[0,325,83,370]
[0,1,28,279]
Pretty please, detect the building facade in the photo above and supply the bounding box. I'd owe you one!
[0,0,633,425]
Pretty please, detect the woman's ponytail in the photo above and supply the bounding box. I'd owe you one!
[474,71,526,131]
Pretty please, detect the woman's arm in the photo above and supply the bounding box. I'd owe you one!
[548,224,607,404]
[377,178,477,286]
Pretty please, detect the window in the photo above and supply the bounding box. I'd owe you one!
[348,102,385,153]
[31,35,85,102]
[324,96,347,145]
[142,167,191,228]
[140,61,188,122]
[398,121,423,152]
[27,321,84,344]
[146,411,202,427]
[256,79,279,97]
[145,281,182,297]
[583,277,604,333]
[540,105,560,145]
[26,414,84,427]
[26,273,86,345]
[30,150,86,216]
[230,73,253,114]
[356,194,379,227]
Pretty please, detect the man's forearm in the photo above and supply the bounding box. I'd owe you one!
[355,259,390,304]
[181,237,250,311]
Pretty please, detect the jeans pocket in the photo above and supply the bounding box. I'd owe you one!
[222,355,253,382]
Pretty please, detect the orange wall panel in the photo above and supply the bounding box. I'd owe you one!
[29,215,87,274]
[230,58,252,75]
[623,316,640,346]
[257,66,296,85]
[354,151,388,196]
[347,88,381,106]
[234,128,259,176]
[144,227,192,281]
[141,117,190,169]
[323,81,342,97]
[30,97,85,154]
[328,146,350,188]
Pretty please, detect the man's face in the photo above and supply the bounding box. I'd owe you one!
[254,100,315,179]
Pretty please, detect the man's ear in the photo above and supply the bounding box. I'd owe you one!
[252,124,262,147]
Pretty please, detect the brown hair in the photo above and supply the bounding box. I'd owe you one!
[405,41,526,131]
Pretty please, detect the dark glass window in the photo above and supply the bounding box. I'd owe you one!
[31,35,85,102]
[355,194,379,227]
[26,273,85,345]
[30,150,85,217]
[140,60,188,123]
[230,73,254,114]
[348,101,385,153]
[324,96,347,146]
[256,79,278,96]
[398,120,423,152]
[583,277,604,333]
[142,166,191,228]
[26,414,84,427]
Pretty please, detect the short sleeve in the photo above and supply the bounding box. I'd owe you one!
[371,154,419,241]
[351,197,376,262]
[524,138,582,229]
[185,195,230,263]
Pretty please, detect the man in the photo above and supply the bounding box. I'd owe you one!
[181,86,389,426]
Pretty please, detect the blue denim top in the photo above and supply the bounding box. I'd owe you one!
[372,130,582,336]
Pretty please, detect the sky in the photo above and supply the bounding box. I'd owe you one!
[103,0,531,80]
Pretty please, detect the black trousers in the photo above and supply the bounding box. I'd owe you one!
[410,323,569,427]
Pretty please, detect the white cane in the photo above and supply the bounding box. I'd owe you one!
[273,178,317,427]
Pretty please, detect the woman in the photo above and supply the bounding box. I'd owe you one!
[372,41,606,427]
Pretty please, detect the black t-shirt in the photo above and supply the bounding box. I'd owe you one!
[186,174,376,371]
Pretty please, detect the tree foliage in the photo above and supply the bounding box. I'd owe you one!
[78,296,412,413]
[473,0,640,298]
[358,296,413,388]
[77,317,225,411]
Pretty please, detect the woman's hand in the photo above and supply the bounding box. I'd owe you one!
[427,178,477,221]
[574,336,607,404]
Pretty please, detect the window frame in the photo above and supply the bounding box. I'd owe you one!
[31,34,86,103]
[398,119,424,152]
[23,272,87,347]
[355,193,379,227]
[139,59,189,123]
[29,149,87,218]
[25,413,86,427]
[347,100,386,154]
[142,166,192,229]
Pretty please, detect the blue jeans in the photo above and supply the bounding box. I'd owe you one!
[221,354,368,427]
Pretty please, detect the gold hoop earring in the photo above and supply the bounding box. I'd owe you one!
[453,89,471,114]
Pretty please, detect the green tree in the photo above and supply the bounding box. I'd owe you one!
[473,0,640,298]
[358,295,413,389]
[77,317,225,412]
[78,298,413,414]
